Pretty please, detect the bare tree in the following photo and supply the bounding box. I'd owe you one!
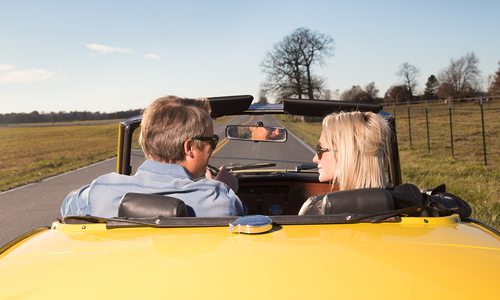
[257,84,269,104]
[384,85,412,103]
[438,52,481,99]
[396,62,419,98]
[320,88,333,100]
[261,27,334,100]
[364,82,379,100]
[488,61,500,98]
[340,82,379,103]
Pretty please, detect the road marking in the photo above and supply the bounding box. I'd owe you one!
[212,115,253,155]
[213,138,229,155]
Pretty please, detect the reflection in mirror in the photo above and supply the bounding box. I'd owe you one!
[225,125,287,142]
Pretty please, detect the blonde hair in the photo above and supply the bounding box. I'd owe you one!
[139,96,211,163]
[322,111,391,191]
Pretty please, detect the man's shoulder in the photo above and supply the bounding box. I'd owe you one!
[91,172,129,185]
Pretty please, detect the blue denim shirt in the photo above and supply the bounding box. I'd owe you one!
[61,160,245,218]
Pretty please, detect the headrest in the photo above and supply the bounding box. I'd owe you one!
[392,183,425,208]
[323,188,394,215]
[118,193,188,218]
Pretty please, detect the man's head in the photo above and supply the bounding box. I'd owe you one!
[139,96,216,178]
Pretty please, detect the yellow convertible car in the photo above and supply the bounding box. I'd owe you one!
[1,96,499,299]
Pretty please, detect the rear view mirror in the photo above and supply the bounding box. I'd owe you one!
[225,125,287,142]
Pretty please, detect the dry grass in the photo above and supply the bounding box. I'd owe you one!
[0,122,118,191]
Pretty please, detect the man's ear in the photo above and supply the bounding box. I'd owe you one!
[183,139,195,158]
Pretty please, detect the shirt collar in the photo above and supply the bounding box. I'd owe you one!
[138,159,192,179]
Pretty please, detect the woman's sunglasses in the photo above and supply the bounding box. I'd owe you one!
[192,135,219,150]
[315,144,330,159]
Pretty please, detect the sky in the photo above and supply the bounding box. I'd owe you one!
[1,0,499,114]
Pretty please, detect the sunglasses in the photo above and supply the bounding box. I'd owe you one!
[315,144,330,159]
[192,134,219,150]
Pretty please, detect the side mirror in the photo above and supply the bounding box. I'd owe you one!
[225,125,287,142]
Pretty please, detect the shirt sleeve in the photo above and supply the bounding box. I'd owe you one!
[60,184,92,217]
[224,186,246,216]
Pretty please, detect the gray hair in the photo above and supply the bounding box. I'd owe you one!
[139,96,211,163]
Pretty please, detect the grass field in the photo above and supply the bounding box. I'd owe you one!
[278,99,499,229]
[0,121,119,191]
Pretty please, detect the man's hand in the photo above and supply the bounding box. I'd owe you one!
[205,166,239,193]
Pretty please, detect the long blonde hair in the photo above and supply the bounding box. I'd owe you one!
[322,111,391,191]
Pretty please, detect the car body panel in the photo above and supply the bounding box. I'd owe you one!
[1,216,499,299]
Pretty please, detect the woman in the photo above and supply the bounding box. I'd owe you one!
[298,111,391,215]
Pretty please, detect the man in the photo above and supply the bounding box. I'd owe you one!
[61,96,245,218]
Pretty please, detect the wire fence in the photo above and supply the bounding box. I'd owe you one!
[385,96,500,166]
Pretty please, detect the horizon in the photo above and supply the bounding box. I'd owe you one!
[1,0,499,114]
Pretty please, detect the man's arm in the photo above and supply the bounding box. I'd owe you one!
[60,184,92,217]
[205,166,238,193]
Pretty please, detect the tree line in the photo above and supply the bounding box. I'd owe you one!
[260,27,500,104]
[0,109,142,124]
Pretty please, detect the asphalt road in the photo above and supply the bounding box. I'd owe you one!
[0,115,314,247]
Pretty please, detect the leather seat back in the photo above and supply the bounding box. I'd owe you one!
[118,193,188,218]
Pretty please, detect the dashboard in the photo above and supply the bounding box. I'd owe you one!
[237,173,333,215]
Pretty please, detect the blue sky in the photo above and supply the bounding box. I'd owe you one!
[1,0,499,113]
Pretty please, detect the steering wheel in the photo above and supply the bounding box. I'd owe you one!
[207,164,220,176]
[207,162,276,176]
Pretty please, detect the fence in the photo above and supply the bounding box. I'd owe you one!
[387,96,499,166]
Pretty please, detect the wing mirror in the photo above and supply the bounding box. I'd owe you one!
[225,125,287,142]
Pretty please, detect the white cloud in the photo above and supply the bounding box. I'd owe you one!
[0,64,15,72]
[143,53,160,60]
[86,43,134,55]
[0,68,54,83]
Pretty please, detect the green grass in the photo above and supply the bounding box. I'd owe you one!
[277,100,499,229]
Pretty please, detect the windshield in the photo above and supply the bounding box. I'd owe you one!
[129,113,320,173]
[212,114,318,170]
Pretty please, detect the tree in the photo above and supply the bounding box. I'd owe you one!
[257,83,269,104]
[438,52,481,99]
[340,82,379,103]
[319,88,333,100]
[396,62,419,97]
[384,85,412,103]
[261,27,334,100]
[488,61,500,98]
[423,75,439,100]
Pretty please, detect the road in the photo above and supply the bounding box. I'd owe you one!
[0,115,314,246]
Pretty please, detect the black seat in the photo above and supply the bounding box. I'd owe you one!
[118,193,188,218]
[323,188,394,215]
